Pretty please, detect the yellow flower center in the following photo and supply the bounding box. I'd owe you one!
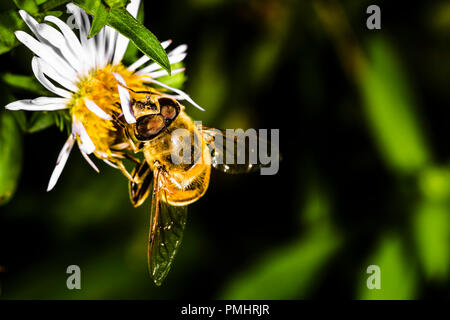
[69,64,151,158]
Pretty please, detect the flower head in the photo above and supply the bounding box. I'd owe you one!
[5,0,202,191]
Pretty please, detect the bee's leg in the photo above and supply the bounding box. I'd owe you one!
[123,153,141,165]
[106,157,136,182]
[111,107,129,128]
[120,164,135,181]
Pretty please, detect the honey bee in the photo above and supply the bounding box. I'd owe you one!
[114,87,270,285]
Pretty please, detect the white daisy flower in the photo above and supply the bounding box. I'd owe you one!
[4,0,203,191]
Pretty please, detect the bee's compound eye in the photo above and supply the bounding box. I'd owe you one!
[158,98,179,120]
[160,105,177,120]
[135,114,165,140]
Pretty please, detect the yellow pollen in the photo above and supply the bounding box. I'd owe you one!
[69,64,151,159]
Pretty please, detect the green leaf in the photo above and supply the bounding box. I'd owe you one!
[121,0,143,64]
[89,0,109,38]
[12,111,28,132]
[34,10,62,20]
[106,7,170,74]
[0,10,25,55]
[0,111,23,205]
[27,112,56,133]
[104,0,129,8]
[39,0,69,11]
[1,73,49,95]
[13,0,39,14]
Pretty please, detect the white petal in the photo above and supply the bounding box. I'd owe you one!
[15,31,77,80]
[143,67,185,79]
[66,4,89,41]
[112,34,130,65]
[143,78,205,111]
[95,28,107,68]
[35,57,78,92]
[19,10,40,38]
[135,45,187,75]
[31,57,72,98]
[47,133,76,191]
[169,44,188,57]
[104,26,118,65]
[37,23,83,73]
[80,149,100,173]
[127,40,172,71]
[44,15,84,53]
[29,97,68,105]
[84,98,112,120]
[127,55,151,71]
[44,15,89,76]
[113,72,136,124]
[161,40,173,49]
[135,53,187,76]
[103,159,119,169]
[66,4,96,70]
[5,98,68,111]
[127,0,141,18]
[168,52,187,64]
[73,118,96,154]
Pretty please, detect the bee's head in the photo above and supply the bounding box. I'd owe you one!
[134,96,180,141]
[131,95,159,119]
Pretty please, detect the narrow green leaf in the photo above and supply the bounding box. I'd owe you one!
[40,0,69,11]
[106,7,171,74]
[89,0,109,38]
[27,112,56,133]
[12,111,28,132]
[104,0,129,8]
[121,0,143,64]
[1,73,49,95]
[34,10,62,20]
[0,111,23,205]
[13,0,39,14]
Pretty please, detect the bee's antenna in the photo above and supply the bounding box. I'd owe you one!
[117,83,163,96]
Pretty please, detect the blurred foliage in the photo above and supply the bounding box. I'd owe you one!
[358,234,418,300]
[360,38,430,174]
[0,111,22,205]
[1,0,450,300]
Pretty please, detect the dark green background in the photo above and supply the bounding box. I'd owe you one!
[1,0,450,299]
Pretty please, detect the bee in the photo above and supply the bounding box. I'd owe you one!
[114,88,270,285]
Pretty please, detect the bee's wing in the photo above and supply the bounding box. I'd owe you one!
[148,167,188,286]
[200,126,277,174]
[129,160,153,208]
